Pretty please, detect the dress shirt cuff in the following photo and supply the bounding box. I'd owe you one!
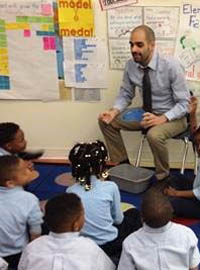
[113,104,125,112]
[193,188,200,201]
[164,111,174,121]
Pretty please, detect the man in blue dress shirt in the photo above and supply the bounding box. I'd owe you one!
[99,24,190,180]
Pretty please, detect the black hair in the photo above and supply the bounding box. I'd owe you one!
[69,140,108,191]
[141,188,173,228]
[0,155,20,186]
[45,193,82,233]
[0,122,20,147]
[132,25,155,43]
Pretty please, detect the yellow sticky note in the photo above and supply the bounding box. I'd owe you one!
[0,55,8,62]
[0,69,9,76]
[17,23,30,30]
[0,63,9,76]
[6,23,19,30]
[41,24,49,31]
[0,48,8,54]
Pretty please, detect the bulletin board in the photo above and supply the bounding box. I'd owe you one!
[0,0,200,101]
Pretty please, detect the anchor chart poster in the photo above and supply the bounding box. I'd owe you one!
[63,37,108,88]
[0,0,59,100]
[175,1,200,81]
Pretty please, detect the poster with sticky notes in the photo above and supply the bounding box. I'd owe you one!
[0,0,59,100]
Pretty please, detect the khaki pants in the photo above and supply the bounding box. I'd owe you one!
[99,114,187,180]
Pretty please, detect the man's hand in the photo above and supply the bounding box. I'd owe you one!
[141,113,168,129]
[98,108,120,124]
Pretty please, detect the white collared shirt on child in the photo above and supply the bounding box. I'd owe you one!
[18,232,116,270]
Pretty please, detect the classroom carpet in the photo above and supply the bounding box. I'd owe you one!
[27,163,200,262]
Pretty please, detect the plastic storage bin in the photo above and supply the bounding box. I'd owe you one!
[108,164,154,194]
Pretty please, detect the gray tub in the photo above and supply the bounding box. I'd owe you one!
[108,164,154,194]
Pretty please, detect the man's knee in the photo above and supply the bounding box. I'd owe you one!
[146,128,165,145]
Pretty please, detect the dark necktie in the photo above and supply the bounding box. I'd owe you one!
[142,67,152,112]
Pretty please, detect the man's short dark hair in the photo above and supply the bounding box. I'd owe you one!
[141,188,173,228]
[0,155,20,186]
[0,122,19,147]
[45,193,82,233]
[132,25,155,43]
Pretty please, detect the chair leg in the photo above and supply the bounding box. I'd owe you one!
[180,137,189,175]
[194,147,198,175]
[135,134,146,167]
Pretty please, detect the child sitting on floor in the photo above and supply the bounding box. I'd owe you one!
[0,122,43,160]
[18,193,115,270]
[118,188,200,270]
[67,140,141,261]
[0,156,43,269]
[164,96,200,218]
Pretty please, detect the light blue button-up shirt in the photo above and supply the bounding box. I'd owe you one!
[113,50,190,121]
[66,175,124,245]
[0,186,43,257]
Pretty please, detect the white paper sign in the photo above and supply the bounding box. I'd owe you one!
[99,0,138,10]
[175,2,200,81]
[63,37,108,88]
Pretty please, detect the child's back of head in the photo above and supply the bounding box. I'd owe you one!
[45,193,84,233]
[141,188,173,228]
[69,140,108,190]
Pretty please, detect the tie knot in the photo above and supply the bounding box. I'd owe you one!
[143,67,150,73]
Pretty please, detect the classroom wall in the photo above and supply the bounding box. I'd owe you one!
[0,0,199,168]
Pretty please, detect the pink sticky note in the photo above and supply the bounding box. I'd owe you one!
[43,37,50,50]
[41,4,52,15]
[24,29,31,37]
[49,37,56,50]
